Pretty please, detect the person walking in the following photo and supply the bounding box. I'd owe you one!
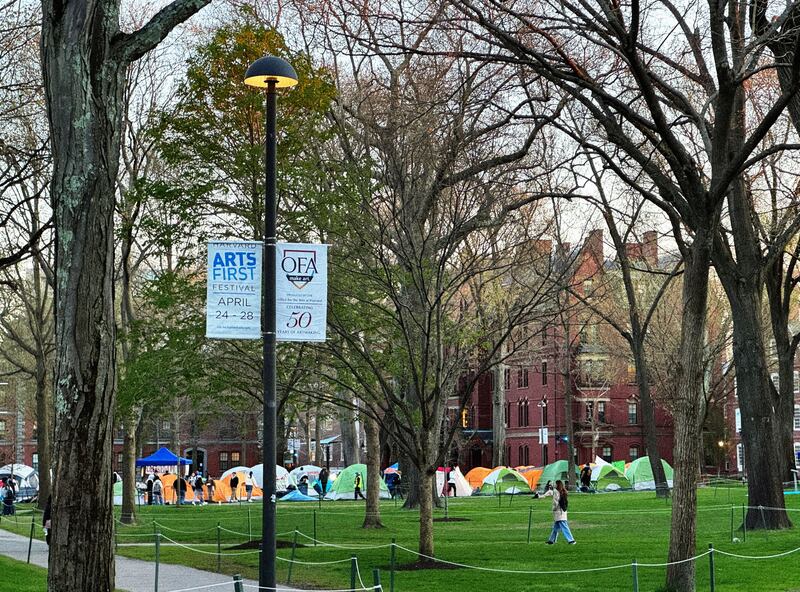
[245,471,254,502]
[146,475,154,505]
[544,480,575,544]
[176,474,188,505]
[580,463,592,492]
[206,473,216,504]
[353,472,366,500]
[318,468,329,498]
[447,466,457,497]
[230,473,240,503]
[193,472,205,505]
[42,495,52,545]
[152,476,164,505]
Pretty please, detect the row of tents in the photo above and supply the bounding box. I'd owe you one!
[464,456,674,494]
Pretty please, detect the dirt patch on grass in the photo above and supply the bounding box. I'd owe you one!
[393,560,462,571]
[226,539,306,550]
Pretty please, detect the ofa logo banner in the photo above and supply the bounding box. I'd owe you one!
[276,243,327,342]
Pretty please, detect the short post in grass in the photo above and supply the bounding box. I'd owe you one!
[233,574,244,592]
[759,506,769,542]
[741,504,746,542]
[217,522,221,573]
[631,559,639,592]
[372,568,381,591]
[527,507,533,544]
[350,555,357,591]
[287,528,298,584]
[729,507,734,543]
[154,530,161,592]
[389,538,396,592]
[444,487,448,519]
[26,514,34,563]
[313,509,317,546]
[708,543,715,592]
[248,505,252,541]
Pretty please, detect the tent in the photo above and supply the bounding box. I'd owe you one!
[593,464,631,490]
[384,462,400,475]
[611,460,627,473]
[220,466,250,480]
[0,464,39,501]
[464,467,494,491]
[325,464,390,500]
[279,489,319,502]
[136,448,191,472]
[219,471,264,500]
[624,457,674,491]
[289,465,322,486]
[479,467,531,495]
[538,461,579,491]
[249,464,290,492]
[517,466,544,491]
[435,467,472,497]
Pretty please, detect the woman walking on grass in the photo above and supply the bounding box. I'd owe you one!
[544,480,576,545]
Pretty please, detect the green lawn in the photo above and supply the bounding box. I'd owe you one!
[4,486,800,591]
[0,555,49,592]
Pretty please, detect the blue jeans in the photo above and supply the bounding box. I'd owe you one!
[548,520,575,543]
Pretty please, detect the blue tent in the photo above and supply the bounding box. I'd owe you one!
[136,447,191,468]
[279,489,319,502]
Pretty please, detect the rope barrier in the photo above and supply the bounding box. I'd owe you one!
[275,555,355,566]
[163,583,234,592]
[159,535,261,556]
[154,522,219,534]
[293,531,394,550]
[354,556,367,590]
[636,552,710,567]
[715,545,800,560]
[240,585,381,591]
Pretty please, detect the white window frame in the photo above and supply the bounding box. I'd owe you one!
[794,405,800,431]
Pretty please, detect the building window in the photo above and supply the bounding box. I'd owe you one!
[794,405,800,431]
[219,452,230,472]
[794,443,800,467]
[541,361,548,385]
[506,446,511,464]
[520,445,529,466]
[0,419,5,435]
[586,402,594,421]
[542,325,548,346]
[794,371,799,393]
[628,403,638,425]
[629,446,639,460]
[504,369,511,390]
[601,446,612,461]
[737,443,745,472]
[504,402,511,428]
[518,400,529,427]
[735,408,741,433]
[517,368,529,388]
[116,453,123,471]
[542,444,549,465]
[597,402,606,423]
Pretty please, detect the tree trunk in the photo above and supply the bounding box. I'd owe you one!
[631,341,670,498]
[418,470,435,557]
[339,398,360,465]
[120,416,138,524]
[666,235,712,592]
[491,361,506,467]
[725,289,792,529]
[402,462,421,509]
[362,412,384,528]
[34,361,52,509]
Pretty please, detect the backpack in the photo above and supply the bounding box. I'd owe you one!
[558,492,568,512]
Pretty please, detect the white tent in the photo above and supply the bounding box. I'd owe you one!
[436,467,472,497]
[0,464,39,501]
[288,465,322,486]
[220,466,250,480]
[590,456,611,481]
[249,464,290,492]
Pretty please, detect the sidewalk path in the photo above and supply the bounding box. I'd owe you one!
[0,528,259,592]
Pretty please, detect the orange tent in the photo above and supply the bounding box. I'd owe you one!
[157,474,223,503]
[518,467,543,490]
[464,467,493,490]
[220,471,263,501]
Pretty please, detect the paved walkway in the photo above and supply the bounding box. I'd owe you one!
[0,528,259,592]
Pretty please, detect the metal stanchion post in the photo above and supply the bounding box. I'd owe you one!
[527,507,532,543]
[631,559,639,592]
[390,539,396,592]
[287,529,298,584]
[26,515,34,563]
[154,530,161,592]
[233,574,244,592]
[248,505,252,542]
[217,523,221,573]
[313,509,317,547]
[350,555,357,591]
[372,568,381,591]
[708,543,715,592]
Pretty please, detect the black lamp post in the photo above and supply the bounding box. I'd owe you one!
[244,55,298,592]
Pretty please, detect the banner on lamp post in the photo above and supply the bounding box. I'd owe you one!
[206,241,262,339]
[276,243,327,342]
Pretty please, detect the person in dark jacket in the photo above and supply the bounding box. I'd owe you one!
[175,474,188,505]
[42,495,52,545]
[230,473,240,503]
[318,468,329,497]
[146,476,154,505]
[580,464,592,492]
[354,472,366,500]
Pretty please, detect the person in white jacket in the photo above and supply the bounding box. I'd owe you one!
[544,480,576,544]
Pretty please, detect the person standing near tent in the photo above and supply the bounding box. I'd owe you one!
[152,475,164,505]
[353,472,366,500]
[447,466,457,497]
[544,480,575,545]
[42,494,52,545]
[580,464,592,492]
[176,473,188,505]
[230,473,240,503]
[146,474,154,505]
[193,472,205,505]
[319,468,329,497]
[206,473,215,504]
[245,471,255,502]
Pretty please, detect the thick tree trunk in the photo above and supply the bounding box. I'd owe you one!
[402,462,420,509]
[339,399,360,465]
[418,470,435,557]
[725,290,791,529]
[362,413,383,528]
[631,342,670,498]
[666,236,711,592]
[491,361,506,467]
[120,416,138,523]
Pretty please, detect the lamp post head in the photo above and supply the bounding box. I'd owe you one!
[244,56,299,89]
[718,440,725,448]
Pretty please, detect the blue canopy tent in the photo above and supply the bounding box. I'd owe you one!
[136,447,191,470]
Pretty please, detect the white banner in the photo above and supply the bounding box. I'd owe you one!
[276,243,327,342]
[206,241,262,339]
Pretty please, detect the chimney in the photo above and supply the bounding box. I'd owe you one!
[585,229,603,261]
[643,231,658,267]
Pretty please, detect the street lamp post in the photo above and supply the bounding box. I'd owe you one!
[244,56,298,592]
[537,399,547,466]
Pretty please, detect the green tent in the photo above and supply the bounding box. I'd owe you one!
[611,460,627,473]
[593,464,631,490]
[537,460,579,491]
[624,456,674,491]
[479,467,531,495]
[324,463,390,500]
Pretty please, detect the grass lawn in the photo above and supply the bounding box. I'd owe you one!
[4,485,800,591]
[0,555,49,592]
